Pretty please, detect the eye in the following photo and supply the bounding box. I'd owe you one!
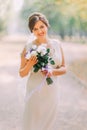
[33,28,38,31]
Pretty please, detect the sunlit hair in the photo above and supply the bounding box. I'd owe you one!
[28,12,50,32]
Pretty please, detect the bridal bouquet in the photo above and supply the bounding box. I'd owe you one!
[25,44,55,85]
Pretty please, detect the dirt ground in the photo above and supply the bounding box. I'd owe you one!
[0,34,87,130]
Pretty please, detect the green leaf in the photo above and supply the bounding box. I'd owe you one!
[40,62,45,67]
[46,77,53,85]
[44,60,48,64]
[49,57,52,60]
[37,63,42,68]
[47,48,50,53]
[50,60,55,65]
[33,67,39,72]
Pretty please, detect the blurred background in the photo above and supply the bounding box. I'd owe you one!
[0,0,87,130]
[0,0,87,39]
[0,0,87,84]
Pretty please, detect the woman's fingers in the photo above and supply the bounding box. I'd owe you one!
[41,70,48,76]
[31,56,37,60]
[31,56,38,62]
[29,56,38,66]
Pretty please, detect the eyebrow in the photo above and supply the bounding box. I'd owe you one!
[34,24,45,30]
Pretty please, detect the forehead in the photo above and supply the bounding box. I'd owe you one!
[34,20,46,28]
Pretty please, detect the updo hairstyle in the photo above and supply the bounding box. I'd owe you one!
[28,12,50,32]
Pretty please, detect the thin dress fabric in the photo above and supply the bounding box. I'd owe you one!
[22,39,62,130]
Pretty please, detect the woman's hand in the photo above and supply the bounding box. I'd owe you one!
[19,48,38,77]
[41,68,66,77]
[28,56,38,67]
[21,48,37,66]
[41,70,52,77]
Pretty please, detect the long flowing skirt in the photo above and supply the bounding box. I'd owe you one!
[22,71,59,130]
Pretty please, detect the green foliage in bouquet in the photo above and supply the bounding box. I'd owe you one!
[33,48,55,85]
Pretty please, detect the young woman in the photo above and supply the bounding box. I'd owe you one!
[19,12,66,130]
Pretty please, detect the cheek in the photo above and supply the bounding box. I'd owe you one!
[44,27,48,33]
[33,31,38,36]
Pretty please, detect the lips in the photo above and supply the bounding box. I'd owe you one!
[38,33,44,36]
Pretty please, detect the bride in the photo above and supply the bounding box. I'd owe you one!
[19,12,66,130]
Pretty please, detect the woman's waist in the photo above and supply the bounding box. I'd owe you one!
[27,71,45,89]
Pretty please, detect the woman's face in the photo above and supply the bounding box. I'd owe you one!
[32,20,48,39]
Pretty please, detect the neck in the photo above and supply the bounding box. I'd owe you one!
[36,36,49,44]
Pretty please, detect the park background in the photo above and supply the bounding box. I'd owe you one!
[0,0,87,130]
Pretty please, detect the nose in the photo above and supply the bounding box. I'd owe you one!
[38,28,42,33]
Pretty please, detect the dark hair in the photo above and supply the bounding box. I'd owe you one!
[28,12,50,32]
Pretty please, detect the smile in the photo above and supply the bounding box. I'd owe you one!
[38,33,44,36]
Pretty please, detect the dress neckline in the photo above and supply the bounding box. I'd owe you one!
[32,39,52,47]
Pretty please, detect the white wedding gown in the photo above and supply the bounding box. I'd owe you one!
[22,39,62,130]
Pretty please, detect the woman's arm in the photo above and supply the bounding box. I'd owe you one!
[19,48,37,77]
[41,45,67,77]
[52,45,67,76]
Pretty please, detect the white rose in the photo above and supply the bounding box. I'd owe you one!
[41,49,47,56]
[31,51,37,56]
[32,45,37,50]
[37,46,46,53]
[25,52,31,59]
[37,46,42,53]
